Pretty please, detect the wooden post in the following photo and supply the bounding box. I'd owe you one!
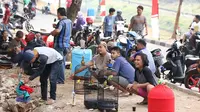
[171,0,183,39]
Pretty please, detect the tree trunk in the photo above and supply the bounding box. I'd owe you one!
[66,0,82,23]
[171,0,183,39]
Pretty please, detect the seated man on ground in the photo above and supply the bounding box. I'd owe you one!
[127,53,157,105]
[104,46,135,97]
[71,42,112,78]
[8,31,26,63]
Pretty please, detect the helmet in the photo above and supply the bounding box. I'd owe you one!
[117,10,122,15]
[86,17,93,24]
[25,32,35,43]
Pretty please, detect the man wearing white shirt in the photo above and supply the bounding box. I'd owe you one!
[22,47,63,105]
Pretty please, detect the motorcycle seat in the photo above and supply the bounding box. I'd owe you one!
[101,36,111,40]
[185,55,199,60]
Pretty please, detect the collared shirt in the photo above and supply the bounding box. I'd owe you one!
[54,17,72,49]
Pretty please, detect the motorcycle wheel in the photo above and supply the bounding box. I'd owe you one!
[184,73,200,89]
[25,21,34,32]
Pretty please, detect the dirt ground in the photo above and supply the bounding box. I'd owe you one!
[29,69,200,112]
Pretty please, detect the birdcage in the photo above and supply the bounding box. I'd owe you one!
[97,70,119,112]
[74,64,90,94]
[84,69,99,109]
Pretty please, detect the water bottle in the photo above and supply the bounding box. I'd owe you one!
[72,90,76,106]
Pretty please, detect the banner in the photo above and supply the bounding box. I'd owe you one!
[151,0,160,39]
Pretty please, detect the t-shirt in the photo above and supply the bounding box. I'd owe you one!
[135,66,157,86]
[104,15,115,32]
[3,8,10,24]
[113,56,135,83]
[34,47,63,64]
[92,53,112,70]
[133,48,156,73]
[191,22,200,32]
[130,15,146,33]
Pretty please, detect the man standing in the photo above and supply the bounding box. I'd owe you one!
[2,3,12,37]
[50,7,72,84]
[23,47,63,105]
[103,8,115,37]
[128,5,148,36]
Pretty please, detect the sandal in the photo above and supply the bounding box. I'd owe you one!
[118,92,130,97]
[46,99,55,105]
[137,99,148,105]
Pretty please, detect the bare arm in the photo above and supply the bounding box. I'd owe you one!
[74,61,94,75]
[50,29,60,36]
[144,17,148,35]
[128,17,133,31]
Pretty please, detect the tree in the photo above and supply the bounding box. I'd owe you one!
[66,0,82,23]
[171,0,183,39]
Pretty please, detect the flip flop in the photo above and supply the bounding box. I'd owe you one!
[118,92,130,97]
[137,101,148,105]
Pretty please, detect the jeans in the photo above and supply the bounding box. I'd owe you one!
[104,31,112,37]
[40,60,63,100]
[54,47,67,83]
[1,23,13,37]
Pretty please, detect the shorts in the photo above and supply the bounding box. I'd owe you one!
[138,87,148,98]
[111,76,130,88]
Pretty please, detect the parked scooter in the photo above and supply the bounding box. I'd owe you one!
[151,48,164,78]
[161,40,198,84]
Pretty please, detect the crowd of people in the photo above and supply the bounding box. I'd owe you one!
[0,1,158,105]
[1,0,199,108]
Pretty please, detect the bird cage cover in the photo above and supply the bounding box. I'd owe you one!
[71,48,92,76]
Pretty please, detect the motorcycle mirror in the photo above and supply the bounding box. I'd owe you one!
[54,18,56,22]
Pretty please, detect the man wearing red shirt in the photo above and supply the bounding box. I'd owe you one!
[2,3,13,37]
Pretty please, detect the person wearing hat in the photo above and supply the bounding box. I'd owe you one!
[71,42,112,77]
[130,39,156,74]
[22,46,63,105]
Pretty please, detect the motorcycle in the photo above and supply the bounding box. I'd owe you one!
[23,2,36,19]
[151,48,164,78]
[184,63,200,92]
[115,20,125,38]
[161,40,199,84]
[8,12,34,32]
[42,3,50,14]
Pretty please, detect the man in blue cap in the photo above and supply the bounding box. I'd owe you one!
[22,47,63,105]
